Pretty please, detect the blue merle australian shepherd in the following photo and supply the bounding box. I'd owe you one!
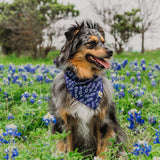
[49,20,126,159]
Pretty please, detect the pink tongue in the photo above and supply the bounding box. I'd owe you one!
[94,57,110,69]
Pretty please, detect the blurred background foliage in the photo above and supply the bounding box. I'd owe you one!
[0,0,160,58]
[0,0,79,58]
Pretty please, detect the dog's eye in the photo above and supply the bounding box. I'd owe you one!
[87,41,97,48]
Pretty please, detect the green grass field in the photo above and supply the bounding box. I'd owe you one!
[0,50,160,159]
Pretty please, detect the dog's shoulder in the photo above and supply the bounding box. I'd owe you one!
[52,71,66,94]
[101,75,114,105]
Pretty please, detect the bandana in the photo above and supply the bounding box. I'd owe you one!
[64,71,103,110]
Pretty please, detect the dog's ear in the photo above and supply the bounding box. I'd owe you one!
[98,26,105,39]
[65,26,80,41]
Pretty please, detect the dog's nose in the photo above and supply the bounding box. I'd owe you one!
[107,50,113,57]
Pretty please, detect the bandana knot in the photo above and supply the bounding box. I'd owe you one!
[64,71,103,110]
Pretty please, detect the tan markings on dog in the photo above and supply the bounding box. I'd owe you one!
[90,35,98,42]
[59,109,68,125]
[69,47,106,79]
[97,129,115,159]
[56,141,67,152]
[71,29,80,41]
[67,132,73,151]
[99,107,107,120]
[100,36,105,43]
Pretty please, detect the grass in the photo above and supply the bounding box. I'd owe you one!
[0,49,160,65]
[0,50,160,159]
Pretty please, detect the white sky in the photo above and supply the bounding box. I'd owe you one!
[1,0,160,51]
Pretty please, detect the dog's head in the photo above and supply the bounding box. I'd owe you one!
[56,20,113,79]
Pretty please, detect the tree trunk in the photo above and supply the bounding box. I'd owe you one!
[141,31,145,53]
[116,43,123,55]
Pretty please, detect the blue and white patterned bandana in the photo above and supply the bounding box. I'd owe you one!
[64,71,103,110]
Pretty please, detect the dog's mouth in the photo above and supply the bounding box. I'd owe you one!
[86,54,110,69]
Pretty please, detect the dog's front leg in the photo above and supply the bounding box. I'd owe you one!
[59,108,73,152]
[96,126,115,159]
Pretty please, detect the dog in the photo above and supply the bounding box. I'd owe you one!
[49,20,125,159]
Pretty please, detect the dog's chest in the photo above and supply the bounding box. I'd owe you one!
[70,102,96,140]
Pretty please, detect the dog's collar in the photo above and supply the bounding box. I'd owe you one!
[64,70,103,110]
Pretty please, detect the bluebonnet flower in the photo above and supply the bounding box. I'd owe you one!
[16,80,23,87]
[45,76,51,83]
[0,64,4,70]
[119,89,125,98]
[3,124,21,137]
[31,91,38,99]
[36,73,44,82]
[18,66,25,72]
[154,73,157,79]
[140,58,145,66]
[139,89,144,97]
[45,94,50,101]
[126,71,130,76]
[12,74,19,83]
[132,140,151,156]
[8,64,16,73]
[21,73,27,81]
[142,64,146,71]
[0,74,3,78]
[3,91,9,98]
[133,91,139,97]
[0,86,1,92]
[136,99,143,107]
[135,86,139,91]
[38,99,42,104]
[131,76,135,84]
[8,113,14,120]
[113,81,121,91]
[127,109,144,129]
[30,66,36,74]
[136,71,141,78]
[29,97,35,104]
[121,83,126,90]
[4,145,19,160]
[0,130,9,144]
[143,85,147,90]
[21,96,26,102]
[119,75,125,81]
[42,113,56,125]
[7,74,12,81]
[3,78,10,85]
[133,65,138,71]
[134,59,138,66]
[121,59,128,68]
[153,130,160,144]
[154,64,159,70]
[137,76,141,82]
[53,58,57,65]
[24,64,31,72]
[117,63,121,70]
[148,116,156,125]
[151,79,156,87]
[23,92,30,99]
[111,73,117,82]
[148,71,153,79]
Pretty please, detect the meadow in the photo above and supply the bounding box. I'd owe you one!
[0,50,160,160]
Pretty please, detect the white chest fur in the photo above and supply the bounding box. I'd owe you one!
[70,102,99,142]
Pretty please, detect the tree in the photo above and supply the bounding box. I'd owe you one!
[90,0,141,54]
[137,0,160,53]
[108,9,141,54]
[0,0,79,58]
